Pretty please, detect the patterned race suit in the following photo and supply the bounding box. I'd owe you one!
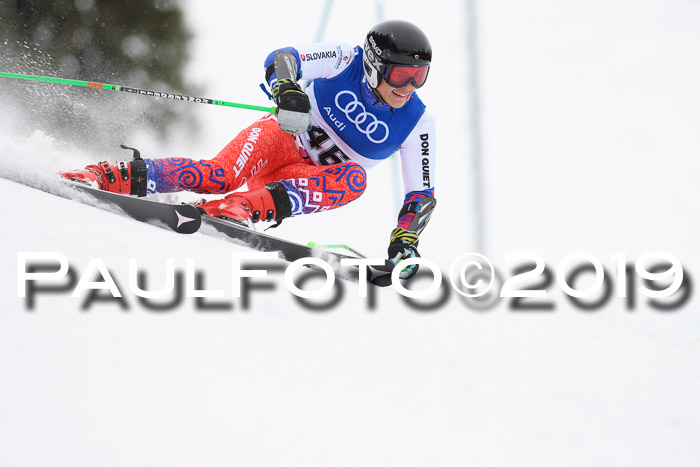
[145,114,367,216]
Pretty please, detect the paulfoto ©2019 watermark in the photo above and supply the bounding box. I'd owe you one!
[16,251,693,312]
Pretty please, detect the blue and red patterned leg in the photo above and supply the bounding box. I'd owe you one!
[249,162,367,216]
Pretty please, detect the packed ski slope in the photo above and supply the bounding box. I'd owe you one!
[1,136,700,466]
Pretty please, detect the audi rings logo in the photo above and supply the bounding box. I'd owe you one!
[335,90,389,144]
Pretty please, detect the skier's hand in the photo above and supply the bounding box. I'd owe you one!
[369,227,420,286]
[387,227,420,280]
[273,79,311,135]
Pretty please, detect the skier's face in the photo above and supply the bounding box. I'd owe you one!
[377,80,416,108]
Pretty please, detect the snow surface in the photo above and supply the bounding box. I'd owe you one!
[1,1,700,466]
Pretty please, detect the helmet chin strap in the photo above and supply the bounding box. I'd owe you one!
[370,86,386,106]
[362,75,389,107]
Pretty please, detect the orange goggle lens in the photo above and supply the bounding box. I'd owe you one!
[385,65,429,88]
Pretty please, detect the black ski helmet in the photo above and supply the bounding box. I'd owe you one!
[363,20,432,92]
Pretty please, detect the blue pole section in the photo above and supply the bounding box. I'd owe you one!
[303,0,334,92]
[313,0,334,42]
[466,0,486,253]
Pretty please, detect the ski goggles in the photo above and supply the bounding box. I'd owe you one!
[383,64,430,88]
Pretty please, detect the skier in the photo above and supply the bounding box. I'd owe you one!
[61,19,437,282]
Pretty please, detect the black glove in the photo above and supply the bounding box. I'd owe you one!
[369,227,420,286]
[272,79,311,135]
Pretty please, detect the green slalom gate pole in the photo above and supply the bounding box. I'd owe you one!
[0,72,277,114]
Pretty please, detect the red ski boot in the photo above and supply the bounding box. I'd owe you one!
[60,145,149,196]
[198,182,292,227]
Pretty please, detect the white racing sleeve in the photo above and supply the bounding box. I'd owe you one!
[398,111,436,197]
[294,41,357,80]
[265,41,357,88]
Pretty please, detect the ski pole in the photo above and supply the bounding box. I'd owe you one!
[0,72,277,114]
[307,241,367,259]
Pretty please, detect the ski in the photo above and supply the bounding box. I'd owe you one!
[72,186,366,280]
[66,181,202,234]
[200,215,364,281]
[3,175,371,282]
